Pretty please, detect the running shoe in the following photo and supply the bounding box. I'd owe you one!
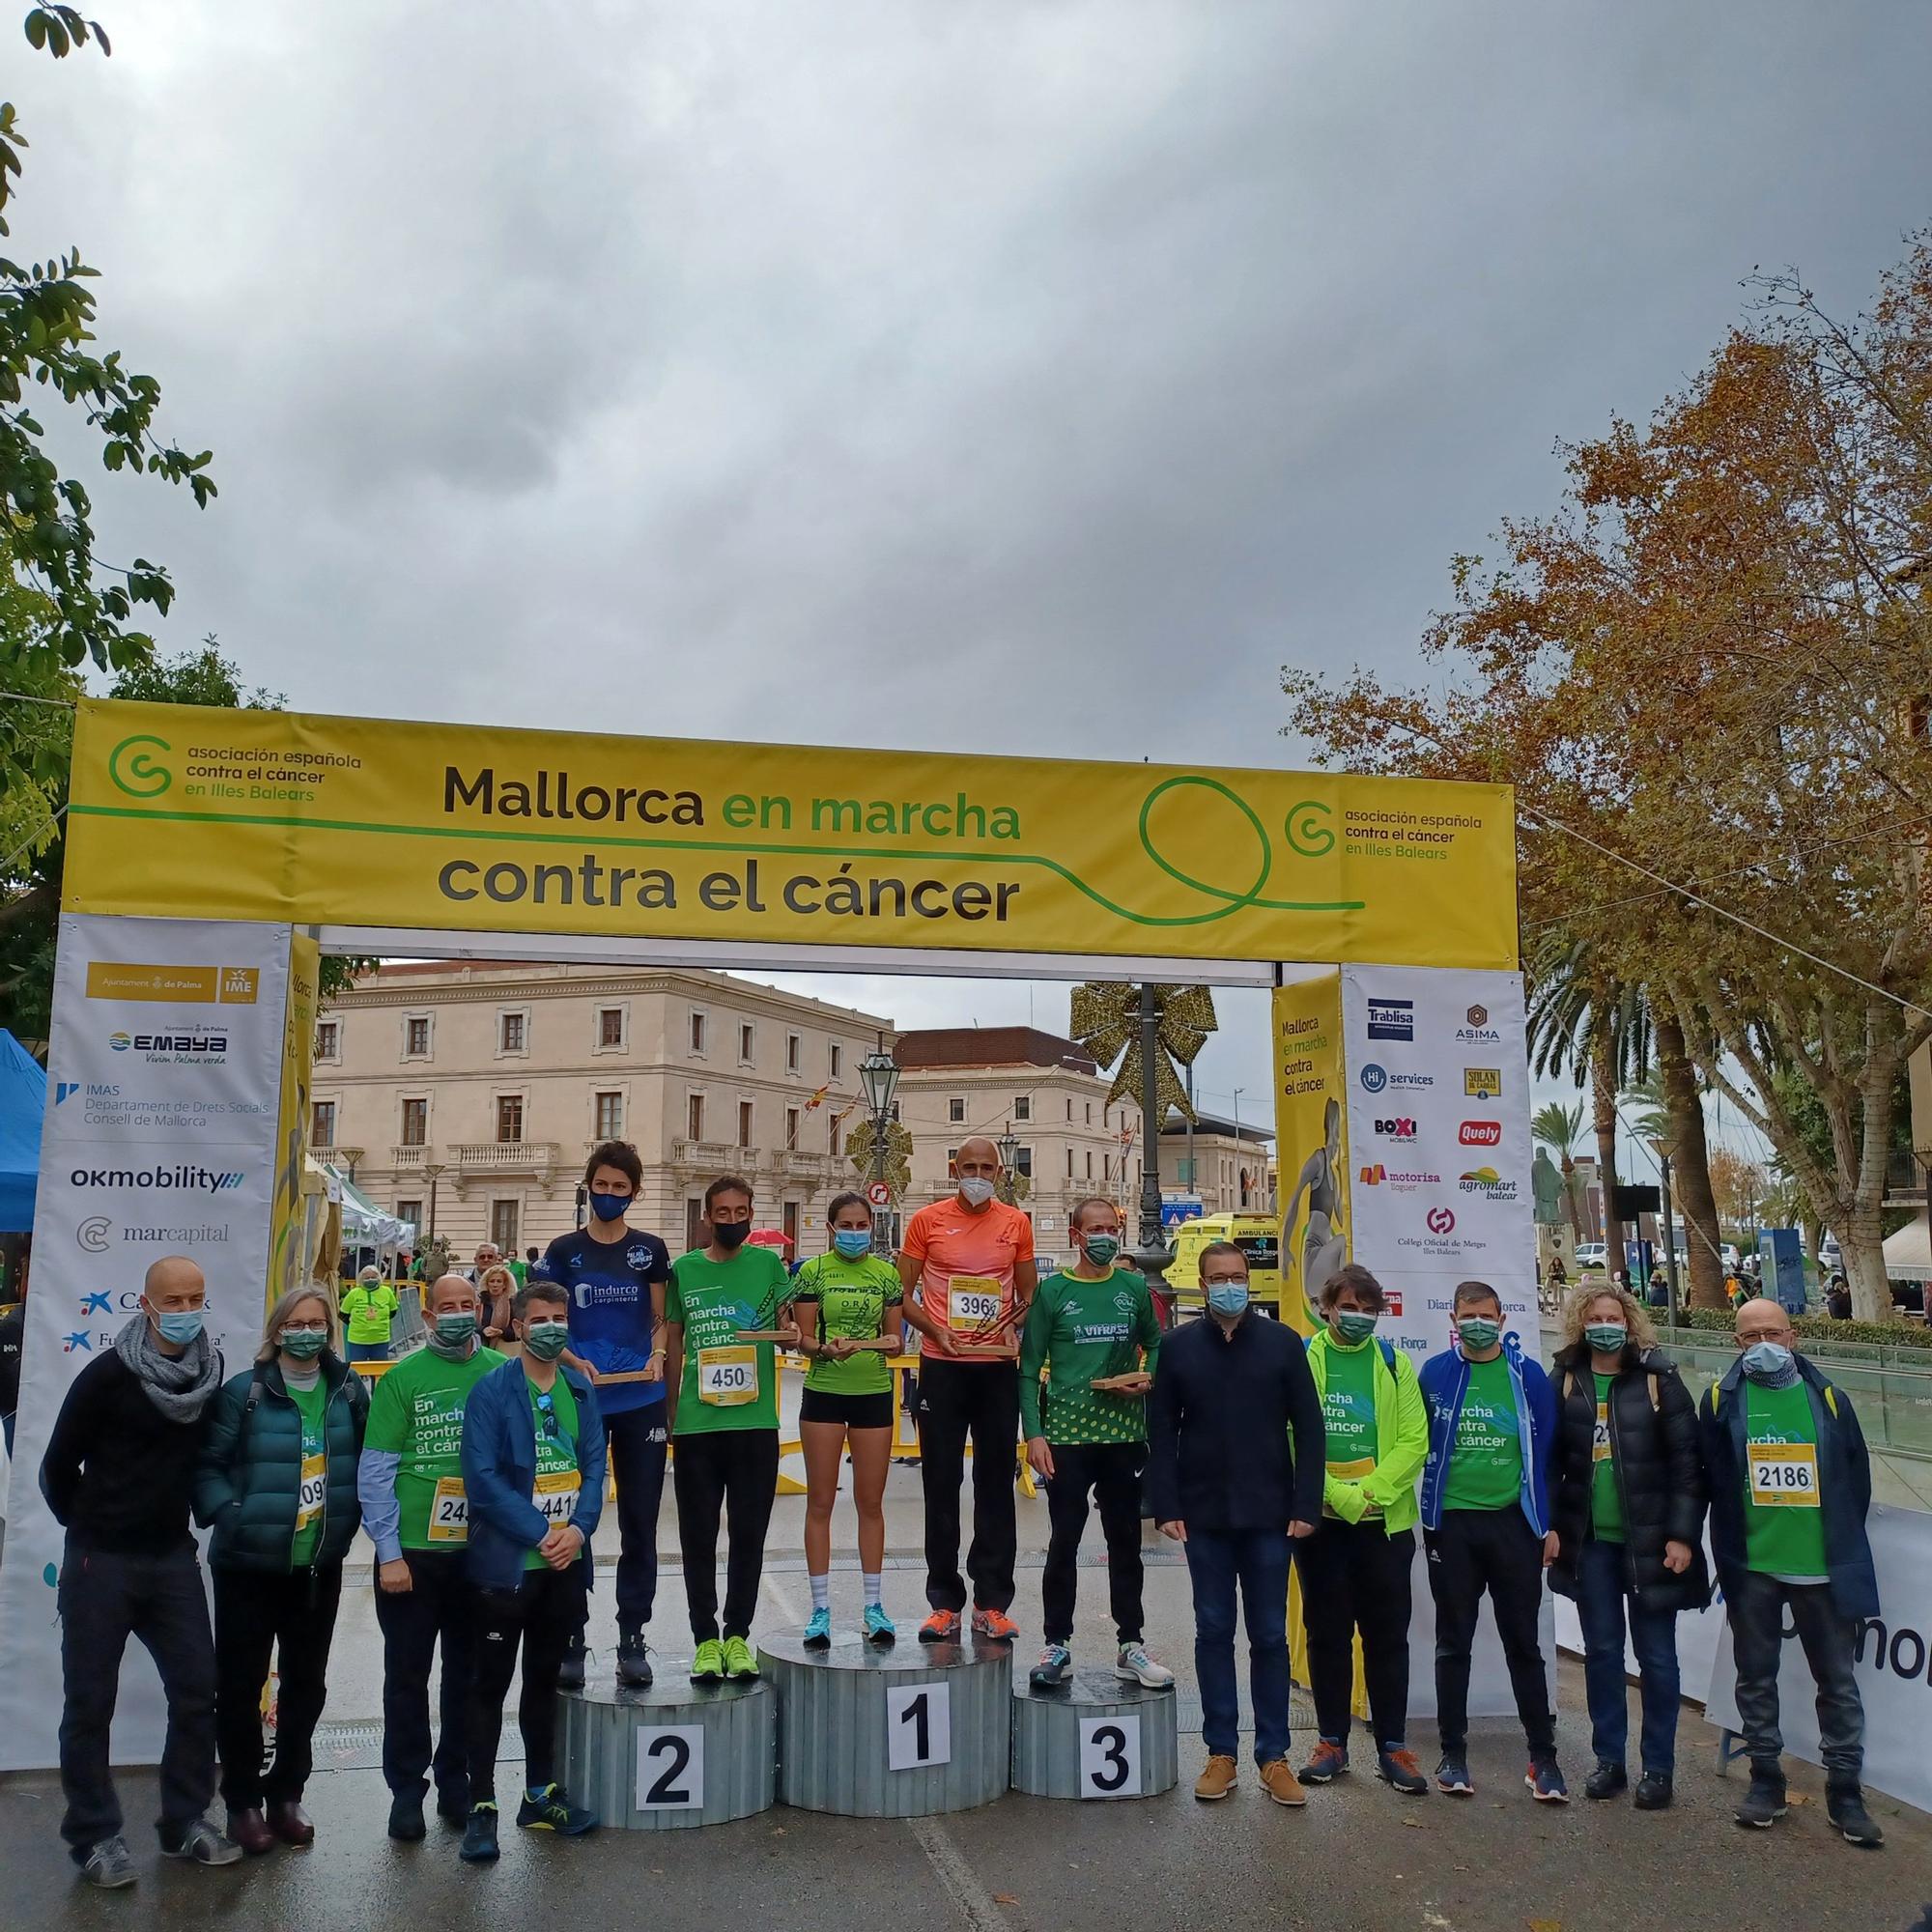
[1115,1642,1175,1689]
[972,1606,1020,1643]
[1299,1739,1350,1784]
[803,1607,833,1649]
[690,1638,725,1682]
[722,1634,760,1679]
[1030,1643,1073,1690]
[1378,1747,1428,1796]
[458,1804,499,1864]
[919,1608,961,1644]
[864,1603,897,1645]
[517,1783,599,1835]
[1526,1757,1571,1804]
[615,1628,654,1689]
[1435,1754,1474,1796]
[80,1836,135,1889]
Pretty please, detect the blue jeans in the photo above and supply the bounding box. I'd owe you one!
[1575,1537,1681,1776]
[1183,1527,1292,1765]
[347,1340,389,1363]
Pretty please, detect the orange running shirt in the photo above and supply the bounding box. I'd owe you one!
[901,1195,1036,1361]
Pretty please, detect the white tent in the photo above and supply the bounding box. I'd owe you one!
[1884,1213,1931,1283]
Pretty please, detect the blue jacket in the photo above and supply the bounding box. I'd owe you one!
[1418,1333,1556,1535]
[1698,1355,1878,1621]
[460,1357,607,1592]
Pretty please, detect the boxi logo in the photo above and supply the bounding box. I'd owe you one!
[1366,998,1413,1042]
[69,1163,246,1193]
[1460,1121,1503,1147]
[1374,1117,1417,1140]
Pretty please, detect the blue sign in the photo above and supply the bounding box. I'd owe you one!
[1759,1228,1806,1314]
[1161,1198,1204,1230]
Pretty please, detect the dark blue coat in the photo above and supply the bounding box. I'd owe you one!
[460,1356,607,1592]
[1698,1355,1878,1620]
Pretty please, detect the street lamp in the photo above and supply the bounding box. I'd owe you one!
[859,1050,900,1256]
[997,1122,1021,1206]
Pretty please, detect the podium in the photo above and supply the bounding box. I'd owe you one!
[560,1666,777,1830]
[759,1630,1011,1816]
[1009,1669,1179,1800]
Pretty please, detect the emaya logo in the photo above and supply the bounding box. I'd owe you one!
[108,733,172,799]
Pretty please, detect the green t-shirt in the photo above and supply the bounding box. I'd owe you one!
[509,1260,529,1289]
[1441,1354,1523,1513]
[525,1373,582,1572]
[794,1252,902,1397]
[1321,1337,1378,1482]
[1590,1371,1624,1544]
[363,1341,508,1548]
[668,1244,789,1436]
[1743,1378,1827,1579]
[287,1375,328,1570]
[1017,1268,1161,1445]
[341,1282,399,1346]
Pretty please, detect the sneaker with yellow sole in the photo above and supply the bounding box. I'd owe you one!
[1194,1754,1238,1802]
[1260,1760,1308,1807]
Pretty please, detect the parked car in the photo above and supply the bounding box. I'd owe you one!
[1821,1232,1843,1271]
[1576,1242,1608,1271]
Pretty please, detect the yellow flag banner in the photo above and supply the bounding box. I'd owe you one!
[269,929,319,1308]
[64,700,1518,967]
[1271,975,1349,1336]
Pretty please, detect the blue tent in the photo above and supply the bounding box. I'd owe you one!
[0,1029,45,1232]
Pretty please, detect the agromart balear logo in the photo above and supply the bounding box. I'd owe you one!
[108,733,172,799]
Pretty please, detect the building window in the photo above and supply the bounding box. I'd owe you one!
[946,1148,959,1176]
[738,1100,754,1149]
[595,1091,624,1139]
[830,1042,842,1080]
[1085,1150,1094,1179]
[496,1094,524,1144]
[688,1094,705,1142]
[949,1097,966,1124]
[1065,1096,1072,1122]
[396,1198,423,1232]
[315,1019,339,1062]
[1016,1146,1034,1179]
[690,1010,707,1054]
[1065,1147,1074,1178]
[1014,1096,1031,1122]
[598,1007,626,1049]
[405,1014,431,1058]
[685,1198,705,1252]
[490,1200,520,1252]
[400,1097,428,1147]
[311,1100,336,1148]
[781,1201,800,1250]
[784,1106,800,1149]
[1086,1102,1093,1124]
[739,1022,755,1063]
[831,1118,843,1155]
[786,1033,801,1073]
[498,1010,526,1054]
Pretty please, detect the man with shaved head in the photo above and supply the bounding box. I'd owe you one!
[41,1255,239,1887]
[358,1271,506,1841]
[898,1135,1037,1643]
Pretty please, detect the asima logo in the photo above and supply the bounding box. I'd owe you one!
[107,733,172,799]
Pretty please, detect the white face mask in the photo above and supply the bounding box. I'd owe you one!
[958,1177,997,1207]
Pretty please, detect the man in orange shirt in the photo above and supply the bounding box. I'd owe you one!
[898,1137,1037,1644]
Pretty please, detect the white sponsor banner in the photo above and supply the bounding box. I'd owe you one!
[1342,966,1535,1356]
[1704,1503,1932,1811]
[0,915,291,1773]
[1406,1533,1559,1719]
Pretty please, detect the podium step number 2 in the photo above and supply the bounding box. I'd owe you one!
[636,1724,705,1811]
[887,1682,952,1772]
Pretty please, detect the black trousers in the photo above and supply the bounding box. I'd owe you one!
[1295,1519,1415,1747]
[373,1547,475,1804]
[213,1564,344,1810]
[585,1404,669,1634]
[918,1359,1020,1614]
[468,1564,586,1803]
[1424,1507,1554,1757]
[673,1429,780,1642]
[57,1540,217,1858]
[1041,1441,1147,1645]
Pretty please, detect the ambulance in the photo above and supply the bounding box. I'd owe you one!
[1163,1213,1286,1322]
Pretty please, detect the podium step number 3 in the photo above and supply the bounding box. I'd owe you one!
[886,1682,952,1772]
[636,1724,705,1811]
[1078,1714,1142,1799]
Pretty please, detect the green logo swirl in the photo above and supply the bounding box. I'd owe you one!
[1130,776,1356,923]
[1285,798,1334,857]
[108,734,172,799]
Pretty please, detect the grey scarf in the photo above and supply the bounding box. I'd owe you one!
[114,1313,224,1424]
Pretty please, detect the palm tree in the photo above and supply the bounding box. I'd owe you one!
[1530,1099,1585,1238]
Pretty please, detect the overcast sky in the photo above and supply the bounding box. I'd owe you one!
[16,2,1929,1168]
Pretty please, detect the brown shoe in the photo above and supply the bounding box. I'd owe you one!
[226,1807,276,1856]
[1194,1754,1238,1801]
[1260,1760,1308,1807]
[268,1801,315,1848]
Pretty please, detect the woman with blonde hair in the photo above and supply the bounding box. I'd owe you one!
[1547,1279,1708,1812]
[478,1262,522,1355]
[194,1284,371,1855]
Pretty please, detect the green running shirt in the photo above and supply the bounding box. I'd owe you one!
[1017,1268,1161,1445]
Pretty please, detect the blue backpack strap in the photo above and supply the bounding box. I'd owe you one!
[1378,1338,1397,1373]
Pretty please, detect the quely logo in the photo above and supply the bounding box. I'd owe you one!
[1367,999,1413,1042]
[1373,1117,1417,1140]
[107,732,172,799]
[1460,1121,1502,1147]
[1359,1064,1388,1094]
[1426,1207,1458,1236]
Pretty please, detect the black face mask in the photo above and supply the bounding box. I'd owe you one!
[713,1220,751,1251]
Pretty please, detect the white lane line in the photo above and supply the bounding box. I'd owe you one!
[760,1570,803,1625]
[907,1814,1015,1932]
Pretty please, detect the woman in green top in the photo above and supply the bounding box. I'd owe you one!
[793,1192,904,1647]
[195,1285,369,1855]
[341,1264,400,1363]
[1295,1264,1430,1794]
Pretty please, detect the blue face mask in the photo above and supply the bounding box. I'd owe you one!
[1742,1340,1795,1383]
[154,1307,204,1346]
[588,1192,630,1223]
[1206,1281,1249,1319]
[832,1229,872,1260]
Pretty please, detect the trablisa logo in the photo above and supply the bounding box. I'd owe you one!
[1367,998,1413,1042]
[1459,1121,1502,1147]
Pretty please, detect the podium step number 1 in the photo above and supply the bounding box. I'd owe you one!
[1078,1714,1142,1799]
[636,1725,705,1811]
[887,1682,952,1771]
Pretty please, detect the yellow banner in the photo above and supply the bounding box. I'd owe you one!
[64,700,1518,967]
[1272,976,1349,1335]
[269,930,319,1308]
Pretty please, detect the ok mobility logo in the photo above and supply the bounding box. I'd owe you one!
[68,1163,246,1194]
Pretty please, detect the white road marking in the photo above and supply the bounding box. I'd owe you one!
[908,1815,1015,1932]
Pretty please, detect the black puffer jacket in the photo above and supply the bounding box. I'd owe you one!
[1548,1342,1710,1612]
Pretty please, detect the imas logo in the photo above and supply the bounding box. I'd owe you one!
[55,1080,80,1105]
[108,1030,228,1065]
[69,1163,245,1194]
[1367,998,1414,1042]
[1458,1167,1520,1200]
[107,732,172,799]
[1455,1003,1501,1046]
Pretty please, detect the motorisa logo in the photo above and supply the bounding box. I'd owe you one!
[1458,1166,1520,1201]
[1367,998,1414,1042]
[68,1162,246,1194]
[1359,1164,1440,1193]
[1460,1120,1503,1147]
[1373,1116,1418,1142]
[1455,1003,1501,1046]
[108,1028,229,1066]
